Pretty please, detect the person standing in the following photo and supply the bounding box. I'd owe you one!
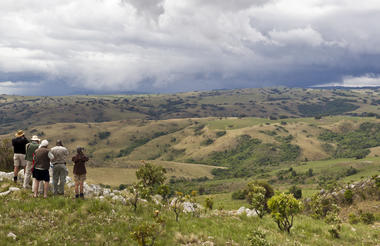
[48,140,69,195]
[72,147,89,199]
[12,130,29,183]
[33,140,50,198]
[23,135,40,189]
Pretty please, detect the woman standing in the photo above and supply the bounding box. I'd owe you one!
[72,147,89,199]
[33,140,50,198]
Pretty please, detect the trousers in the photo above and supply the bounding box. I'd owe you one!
[52,164,68,194]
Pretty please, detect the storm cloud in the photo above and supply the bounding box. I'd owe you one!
[0,0,380,95]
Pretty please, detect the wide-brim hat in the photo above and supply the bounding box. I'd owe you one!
[31,135,40,141]
[39,140,49,148]
[15,130,24,137]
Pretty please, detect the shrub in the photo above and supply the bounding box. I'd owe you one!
[216,131,226,137]
[201,138,214,146]
[308,194,335,219]
[128,183,150,212]
[267,193,303,233]
[288,185,302,199]
[247,185,267,218]
[232,189,247,200]
[98,131,111,140]
[346,167,358,176]
[136,162,167,195]
[348,213,359,224]
[131,219,165,246]
[205,197,214,210]
[360,212,375,224]
[171,192,185,222]
[344,189,353,204]
[307,168,314,177]
[119,184,127,190]
[248,229,270,246]
[246,181,274,212]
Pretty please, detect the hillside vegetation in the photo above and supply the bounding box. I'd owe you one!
[2,87,380,134]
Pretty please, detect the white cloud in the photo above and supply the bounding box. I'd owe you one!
[316,74,380,87]
[0,0,379,95]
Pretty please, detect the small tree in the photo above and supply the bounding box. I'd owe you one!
[131,218,165,246]
[205,197,214,210]
[136,162,167,195]
[171,192,185,222]
[246,181,274,212]
[267,193,303,233]
[247,185,267,218]
[128,183,149,212]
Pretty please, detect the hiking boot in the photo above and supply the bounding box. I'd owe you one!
[75,194,79,199]
[80,193,84,199]
[13,176,17,183]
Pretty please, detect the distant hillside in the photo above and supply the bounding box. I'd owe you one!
[2,116,380,177]
[2,87,380,134]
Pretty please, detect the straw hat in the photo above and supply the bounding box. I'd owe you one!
[15,130,25,137]
[31,135,40,141]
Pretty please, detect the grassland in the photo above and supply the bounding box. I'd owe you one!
[66,160,221,187]
[0,183,379,246]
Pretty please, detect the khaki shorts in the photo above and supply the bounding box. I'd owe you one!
[74,174,86,182]
[14,154,26,167]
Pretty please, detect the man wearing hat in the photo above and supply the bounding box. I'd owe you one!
[12,130,29,183]
[23,135,40,189]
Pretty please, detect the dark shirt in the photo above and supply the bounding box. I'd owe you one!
[34,147,50,170]
[12,137,29,154]
[72,153,89,175]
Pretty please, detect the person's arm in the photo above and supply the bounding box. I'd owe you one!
[48,151,55,160]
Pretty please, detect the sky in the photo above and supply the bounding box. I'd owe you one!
[1,0,380,95]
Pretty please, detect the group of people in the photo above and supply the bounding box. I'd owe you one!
[12,130,89,199]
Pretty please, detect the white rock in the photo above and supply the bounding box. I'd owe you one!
[0,191,11,196]
[66,176,72,183]
[66,182,75,188]
[9,187,20,192]
[236,207,246,215]
[7,232,16,240]
[103,189,111,197]
[112,195,126,205]
[183,202,202,213]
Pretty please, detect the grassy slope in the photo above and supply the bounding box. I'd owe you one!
[2,116,380,187]
[0,184,379,246]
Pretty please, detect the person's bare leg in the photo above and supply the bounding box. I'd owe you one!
[13,166,19,182]
[34,180,39,197]
[80,181,84,194]
[43,181,49,198]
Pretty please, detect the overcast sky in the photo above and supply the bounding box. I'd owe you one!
[1,0,380,95]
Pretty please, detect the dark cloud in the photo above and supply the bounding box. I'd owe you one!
[0,0,380,95]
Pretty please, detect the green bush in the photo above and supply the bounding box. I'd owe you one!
[267,193,303,233]
[136,162,167,195]
[205,197,214,210]
[231,189,247,200]
[288,186,302,199]
[98,131,111,140]
[360,212,375,224]
[348,213,359,224]
[344,189,353,204]
[247,184,267,218]
[248,229,270,246]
